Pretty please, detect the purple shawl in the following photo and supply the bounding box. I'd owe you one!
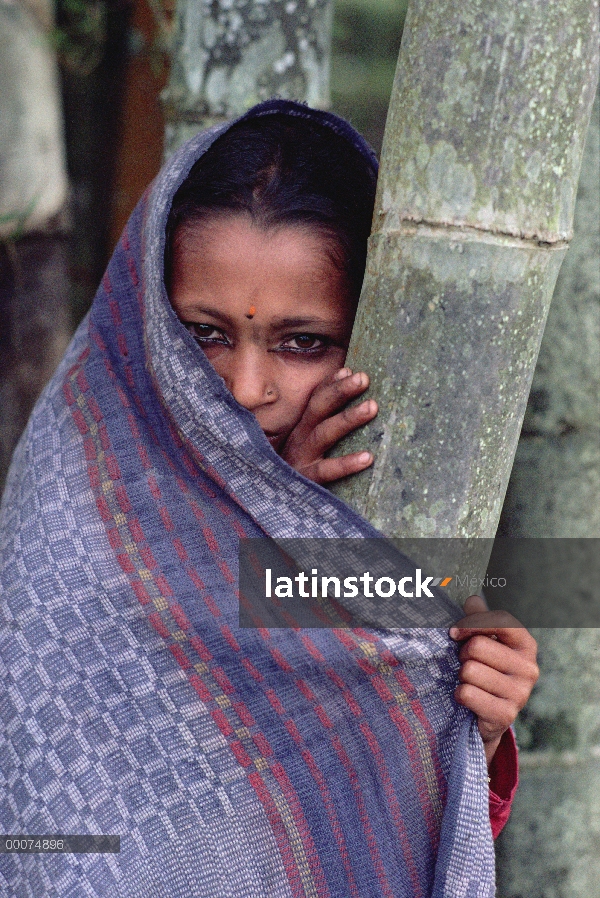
[0,100,495,897]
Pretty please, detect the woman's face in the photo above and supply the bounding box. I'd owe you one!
[169,215,355,452]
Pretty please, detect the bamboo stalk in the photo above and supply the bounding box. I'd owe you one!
[331,0,598,549]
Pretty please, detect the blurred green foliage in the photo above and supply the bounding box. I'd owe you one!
[51,0,406,152]
[332,0,409,154]
[51,0,108,75]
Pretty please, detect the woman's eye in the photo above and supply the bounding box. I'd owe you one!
[283,334,327,352]
[186,323,228,344]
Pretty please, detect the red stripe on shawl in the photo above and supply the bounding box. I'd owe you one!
[63,381,75,406]
[189,635,212,662]
[269,761,331,898]
[299,745,362,898]
[211,666,235,695]
[131,581,152,605]
[221,624,240,652]
[72,409,88,435]
[252,732,273,758]
[129,517,144,543]
[88,464,101,492]
[289,630,423,891]
[187,568,206,593]
[230,741,253,767]
[98,424,110,451]
[105,452,121,480]
[211,708,234,737]
[96,495,112,523]
[137,445,152,470]
[88,396,103,423]
[265,689,286,716]
[390,663,448,790]
[232,701,256,729]
[330,733,395,898]
[335,634,445,848]
[155,573,173,597]
[169,644,191,669]
[259,623,422,896]
[127,412,140,439]
[139,544,157,570]
[117,553,136,576]
[117,385,131,409]
[90,327,107,353]
[173,538,189,562]
[148,613,170,640]
[76,368,90,393]
[170,603,192,632]
[242,658,263,681]
[313,706,333,729]
[296,680,316,703]
[67,329,395,893]
[248,772,310,898]
[189,674,212,704]
[115,485,132,514]
[108,297,122,328]
[67,310,394,886]
[159,506,175,531]
[285,720,302,743]
[107,527,123,551]
[358,721,423,897]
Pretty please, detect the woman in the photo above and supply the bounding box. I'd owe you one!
[0,99,534,898]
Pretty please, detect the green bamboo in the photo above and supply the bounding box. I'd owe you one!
[163,0,333,156]
[331,0,599,551]
[495,89,600,898]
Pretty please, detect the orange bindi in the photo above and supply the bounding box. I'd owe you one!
[246,305,256,319]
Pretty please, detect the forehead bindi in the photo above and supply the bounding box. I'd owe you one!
[171,216,351,325]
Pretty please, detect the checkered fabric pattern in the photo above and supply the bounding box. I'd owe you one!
[1,100,495,898]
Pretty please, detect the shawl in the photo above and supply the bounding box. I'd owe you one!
[0,100,495,898]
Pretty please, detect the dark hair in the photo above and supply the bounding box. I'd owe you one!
[164,112,377,302]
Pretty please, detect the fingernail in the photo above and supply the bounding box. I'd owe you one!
[358,452,372,464]
[335,368,352,381]
[352,372,364,386]
[449,627,459,639]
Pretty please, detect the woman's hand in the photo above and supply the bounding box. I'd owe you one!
[450,595,539,766]
[281,368,378,484]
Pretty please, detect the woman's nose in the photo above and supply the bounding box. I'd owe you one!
[226,348,278,411]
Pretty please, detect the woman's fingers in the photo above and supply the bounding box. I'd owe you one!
[449,603,539,752]
[450,605,538,657]
[282,367,378,478]
[456,632,539,680]
[453,683,518,741]
[457,658,534,708]
[297,451,374,486]
[304,398,378,459]
[299,369,372,437]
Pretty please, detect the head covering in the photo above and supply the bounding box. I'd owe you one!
[0,100,495,897]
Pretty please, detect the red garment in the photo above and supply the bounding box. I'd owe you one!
[488,727,519,839]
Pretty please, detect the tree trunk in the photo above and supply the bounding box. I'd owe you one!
[163,0,334,155]
[0,0,71,495]
[330,0,598,555]
[494,88,600,898]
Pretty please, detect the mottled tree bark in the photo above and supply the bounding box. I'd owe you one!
[330,0,598,556]
[163,0,334,155]
[495,89,600,898]
[0,0,71,495]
